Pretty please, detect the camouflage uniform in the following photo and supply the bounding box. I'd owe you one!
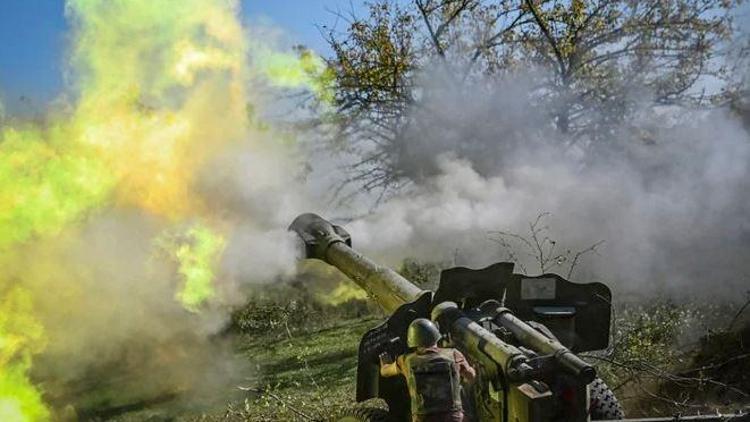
[395,346,473,422]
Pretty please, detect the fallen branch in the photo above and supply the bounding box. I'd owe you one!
[727,295,750,331]
[583,355,750,399]
[679,353,750,377]
[238,386,316,420]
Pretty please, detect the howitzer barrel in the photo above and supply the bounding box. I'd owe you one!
[289,213,424,313]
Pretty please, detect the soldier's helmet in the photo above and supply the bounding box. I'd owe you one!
[407,318,441,348]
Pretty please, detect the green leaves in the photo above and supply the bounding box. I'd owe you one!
[324,0,747,194]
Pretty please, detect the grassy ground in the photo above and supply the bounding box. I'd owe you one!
[86,289,749,421]
[220,299,750,421]
[225,315,381,421]
[101,313,381,422]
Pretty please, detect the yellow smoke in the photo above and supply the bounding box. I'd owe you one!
[68,0,249,218]
[255,47,335,103]
[323,281,369,306]
[0,0,331,419]
[0,125,114,249]
[0,288,49,422]
[156,223,227,312]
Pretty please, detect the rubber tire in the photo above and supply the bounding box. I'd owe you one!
[589,378,625,420]
[336,406,390,422]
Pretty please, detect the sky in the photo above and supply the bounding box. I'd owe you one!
[0,1,747,115]
[0,0,365,115]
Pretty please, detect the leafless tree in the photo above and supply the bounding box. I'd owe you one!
[488,212,604,277]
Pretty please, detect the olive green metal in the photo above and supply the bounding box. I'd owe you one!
[406,318,441,348]
[325,242,425,313]
[432,302,534,381]
[494,307,596,383]
[289,213,425,313]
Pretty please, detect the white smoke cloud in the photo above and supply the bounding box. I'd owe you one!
[343,72,750,299]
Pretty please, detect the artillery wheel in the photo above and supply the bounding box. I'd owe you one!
[336,406,390,422]
[590,378,625,420]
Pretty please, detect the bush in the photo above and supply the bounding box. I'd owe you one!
[229,281,381,338]
[587,299,749,417]
[398,258,444,289]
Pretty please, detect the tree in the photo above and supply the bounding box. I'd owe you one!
[513,0,743,138]
[324,0,746,196]
[326,3,418,194]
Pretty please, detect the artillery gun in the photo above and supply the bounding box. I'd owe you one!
[290,213,748,422]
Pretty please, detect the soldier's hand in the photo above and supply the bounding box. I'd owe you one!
[379,352,393,365]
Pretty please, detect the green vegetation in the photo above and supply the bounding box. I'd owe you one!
[102,277,748,421]
[220,284,385,421]
[207,283,384,421]
[228,315,380,421]
[587,300,750,417]
[221,290,748,420]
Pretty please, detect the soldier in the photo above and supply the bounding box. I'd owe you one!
[380,318,476,422]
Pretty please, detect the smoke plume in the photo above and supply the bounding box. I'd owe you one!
[346,70,750,299]
[0,0,326,419]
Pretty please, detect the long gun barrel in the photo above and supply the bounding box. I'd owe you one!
[290,213,423,313]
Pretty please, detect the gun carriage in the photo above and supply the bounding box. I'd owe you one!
[289,213,747,422]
